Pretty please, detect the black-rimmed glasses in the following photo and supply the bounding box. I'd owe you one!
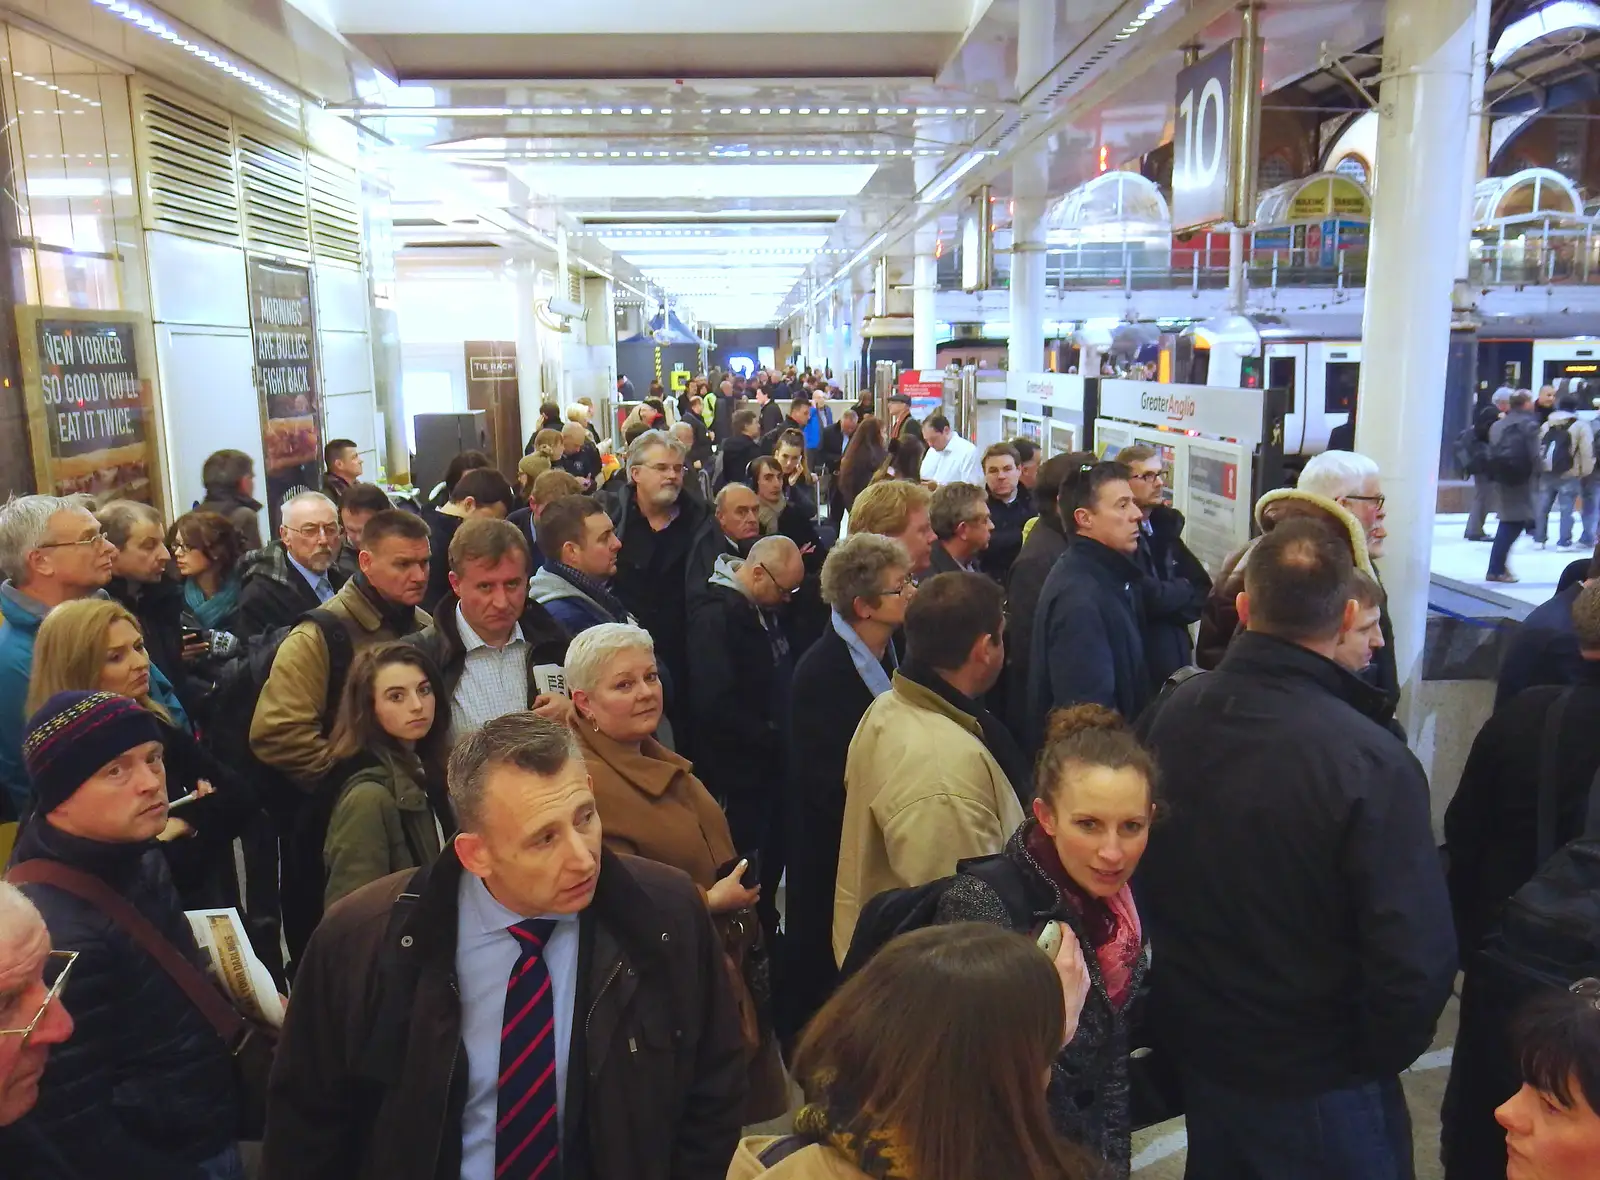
[760,562,802,599]
[0,950,77,1042]
[1343,493,1386,510]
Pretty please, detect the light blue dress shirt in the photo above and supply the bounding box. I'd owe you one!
[286,552,336,603]
[455,871,580,1180]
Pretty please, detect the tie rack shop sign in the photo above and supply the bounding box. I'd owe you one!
[247,258,322,527]
[18,308,161,507]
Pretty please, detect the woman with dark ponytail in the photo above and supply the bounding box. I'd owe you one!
[934,704,1157,1175]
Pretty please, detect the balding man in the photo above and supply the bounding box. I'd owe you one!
[686,483,762,607]
[0,882,74,1172]
[236,491,349,638]
[688,535,803,942]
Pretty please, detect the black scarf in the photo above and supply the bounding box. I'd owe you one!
[901,659,1033,804]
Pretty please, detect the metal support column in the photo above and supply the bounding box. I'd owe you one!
[1356,0,1478,719]
[913,155,941,371]
[1009,0,1055,376]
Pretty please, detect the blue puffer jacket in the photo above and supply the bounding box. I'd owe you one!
[6,819,238,1178]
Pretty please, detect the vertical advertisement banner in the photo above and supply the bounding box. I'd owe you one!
[247,258,321,528]
[463,340,521,477]
[17,308,162,508]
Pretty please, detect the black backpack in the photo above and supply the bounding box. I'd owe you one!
[1454,425,1491,477]
[1476,689,1600,998]
[838,854,1033,981]
[1543,421,1576,476]
[1488,419,1537,483]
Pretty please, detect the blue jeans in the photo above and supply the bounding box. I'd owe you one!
[1181,1071,1415,1180]
[197,1144,245,1180]
[1534,475,1588,546]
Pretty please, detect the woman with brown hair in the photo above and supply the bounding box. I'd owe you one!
[834,415,887,518]
[169,509,244,638]
[870,433,926,487]
[27,598,260,910]
[321,642,450,906]
[730,922,1096,1180]
[934,704,1156,1175]
[564,621,789,1123]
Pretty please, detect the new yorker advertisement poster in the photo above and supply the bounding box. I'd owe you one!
[17,307,162,510]
[248,257,322,528]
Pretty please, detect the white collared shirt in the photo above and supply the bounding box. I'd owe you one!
[455,872,580,1180]
[450,604,528,739]
[922,434,984,486]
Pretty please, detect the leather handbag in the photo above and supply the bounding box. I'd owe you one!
[7,859,277,1139]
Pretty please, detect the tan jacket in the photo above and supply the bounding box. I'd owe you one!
[726,1138,870,1180]
[577,724,735,889]
[249,578,430,787]
[832,673,1025,964]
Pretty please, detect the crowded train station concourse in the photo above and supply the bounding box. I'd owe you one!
[4,0,1600,1178]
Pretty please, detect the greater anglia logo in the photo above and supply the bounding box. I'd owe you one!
[1140,391,1197,422]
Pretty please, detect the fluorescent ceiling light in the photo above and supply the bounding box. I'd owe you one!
[579,209,844,222]
[514,164,878,201]
[89,0,296,108]
[921,152,992,204]
[839,231,888,275]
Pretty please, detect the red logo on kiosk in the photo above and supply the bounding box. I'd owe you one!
[1223,464,1238,500]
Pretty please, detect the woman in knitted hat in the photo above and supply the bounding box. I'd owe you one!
[5,690,243,1178]
[27,599,259,912]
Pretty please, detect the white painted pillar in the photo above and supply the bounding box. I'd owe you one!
[1009,0,1055,375]
[1356,0,1477,717]
[913,154,941,371]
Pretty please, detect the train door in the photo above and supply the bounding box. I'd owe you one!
[1264,343,1306,455]
[1305,343,1362,453]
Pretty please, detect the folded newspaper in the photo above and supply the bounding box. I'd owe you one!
[185,907,286,1029]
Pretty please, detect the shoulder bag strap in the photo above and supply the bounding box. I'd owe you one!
[6,859,246,1047]
[1536,689,1576,864]
[1586,759,1600,840]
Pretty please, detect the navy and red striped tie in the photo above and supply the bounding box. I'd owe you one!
[497,918,562,1180]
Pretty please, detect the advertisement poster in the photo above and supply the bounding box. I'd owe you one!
[898,370,945,422]
[1183,439,1251,577]
[18,308,161,508]
[247,258,321,527]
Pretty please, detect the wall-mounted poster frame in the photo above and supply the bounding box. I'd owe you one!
[247,256,322,528]
[16,305,163,510]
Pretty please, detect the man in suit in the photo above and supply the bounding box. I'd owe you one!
[236,491,349,638]
[927,482,993,576]
[262,714,746,1180]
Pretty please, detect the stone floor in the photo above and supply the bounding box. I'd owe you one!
[1432,509,1587,607]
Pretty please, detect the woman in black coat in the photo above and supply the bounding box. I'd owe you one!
[779,532,910,1047]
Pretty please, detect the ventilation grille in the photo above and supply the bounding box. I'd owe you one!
[567,269,582,304]
[238,128,311,257]
[133,86,240,245]
[308,155,363,266]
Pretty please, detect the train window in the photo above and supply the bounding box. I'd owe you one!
[1267,356,1297,412]
[1240,355,1262,389]
[1325,362,1359,414]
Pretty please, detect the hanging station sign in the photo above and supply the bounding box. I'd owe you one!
[17,307,161,507]
[1171,37,1262,232]
[247,257,321,528]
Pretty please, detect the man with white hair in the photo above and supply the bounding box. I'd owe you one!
[1297,450,1399,696]
[235,490,349,638]
[0,882,74,1127]
[608,431,707,740]
[0,495,117,818]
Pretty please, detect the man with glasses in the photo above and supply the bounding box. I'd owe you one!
[6,691,242,1177]
[609,431,707,745]
[1116,445,1212,684]
[0,883,74,1128]
[688,535,803,945]
[236,491,350,639]
[0,496,117,818]
[1298,449,1399,697]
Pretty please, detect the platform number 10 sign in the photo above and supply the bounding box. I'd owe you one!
[1172,41,1238,232]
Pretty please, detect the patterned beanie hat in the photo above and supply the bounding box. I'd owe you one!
[24,691,162,815]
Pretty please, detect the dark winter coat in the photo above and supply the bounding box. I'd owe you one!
[1445,666,1600,954]
[422,511,465,615]
[936,822,1149,1176]
[1132,505,1211,686]
[685,519,750,609]
[6,820,238,1178]
[156,716,262,912]
[258,846,746,1180]
[1137,632,1457,1096]
[1495,582,1585,707]
[528,564,634,637]
[980,487,1035,582]
[1028,537,1150,747]
[196,486,263,552]
[556,442,604,489]
[609,488,707,709]
[685,571,790,806]
[1489,409,1542,522]
[758,400,785,436]
[503,505,548,572]
[236,542,349,639]
[716,435,763,491]
[1004,516,1069,739]
[781,626,883,1042]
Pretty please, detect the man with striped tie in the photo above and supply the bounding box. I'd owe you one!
[260,713,747,1180]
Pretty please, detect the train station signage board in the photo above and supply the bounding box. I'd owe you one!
[1172,42,1236,231]
[1097,379,1265,446]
